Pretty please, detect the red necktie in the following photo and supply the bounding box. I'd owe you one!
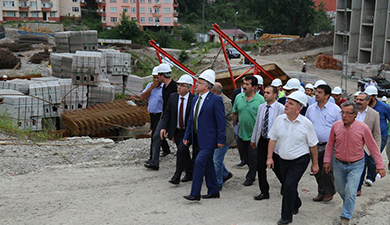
[179,97,184,129]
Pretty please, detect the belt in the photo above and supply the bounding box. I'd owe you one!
[149,112,161,116]
[176,128,186,132]
[336,158,360,165]
[318,142,327,145]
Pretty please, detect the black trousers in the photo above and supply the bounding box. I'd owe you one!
[257,136,284,194]
[149,113,170,160]
[173,129,193,179]
[280,154,310,221]
[314,146,335,196]
[237,137,257,181]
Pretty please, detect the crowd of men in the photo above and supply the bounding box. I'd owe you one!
[141,63,390,225]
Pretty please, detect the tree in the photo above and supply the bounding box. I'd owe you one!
[112,12,140,39]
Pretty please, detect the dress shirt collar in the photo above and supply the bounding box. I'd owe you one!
[267,100,277,108]
[199,91,209,100]
[282,114,303,123]
[180,92,189,100]
[315,100,330,110]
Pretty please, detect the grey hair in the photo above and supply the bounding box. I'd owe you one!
[207,82,214,90]
[358,92,370,100]
[341,101,358,113]
[212,84,223,94]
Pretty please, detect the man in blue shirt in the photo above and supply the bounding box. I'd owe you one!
[306,84,341,203]
[141,66,170,165]
[364,86,390,185]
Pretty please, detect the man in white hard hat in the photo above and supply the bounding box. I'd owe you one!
[304,83,314,97]
[311,80,336,105]
[271,78,285,99]
[364,86,390,184]
[332,86,347,107]
[267,91,319,225]
[160,75,195,185]
[233,75,265,187]
[306,84,341,203]
[141,66,170,166]
[183,69,226,201]
[278,78,309,115]
[254,75,264,96]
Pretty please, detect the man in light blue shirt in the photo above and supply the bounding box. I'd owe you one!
[306,84,341,203]
[141,66,169,164]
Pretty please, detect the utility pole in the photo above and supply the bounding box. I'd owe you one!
[201,0,205,55]
[36,0,39,28]
[341,0,348,94]
[235,12,238,42]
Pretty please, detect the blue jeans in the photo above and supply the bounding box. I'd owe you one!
[365,135,388,183]
[213,144,230,187]
[333,158,364,219]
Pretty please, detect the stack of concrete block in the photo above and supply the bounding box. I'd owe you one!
[50,53,73,78]
[76,51,106,74]
[105,52,131,76]
[29,81,62,118]
[87,76,115,106]
[55,30,98,53]
[81,30,98,51]
[0,79,36,94]
[72,54,102,86]
[124,75,145,96]
[58,79,88,112]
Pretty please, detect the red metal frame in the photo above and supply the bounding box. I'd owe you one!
[213,23,273,89]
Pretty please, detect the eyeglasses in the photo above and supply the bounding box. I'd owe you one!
[355,98,366,101]
[197,81,207,86]
[340,111,355,115]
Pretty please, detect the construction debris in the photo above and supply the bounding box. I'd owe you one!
[29,48,50,64]
[61,100,149,136]
[316,55,342,70]
[0,49,21,69]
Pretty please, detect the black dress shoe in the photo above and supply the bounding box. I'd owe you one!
[168,178,180,185]
[223,172,233,182]
[235,161,247,167]
[183,195,200,201]
[277,218,292,225]
[201,193,220,199]
[144,159,151,164]
[144,163,159,171]
[181,176,193,182]
[243,179,254,186]
[254,193,270,201]
[160,151,171,157]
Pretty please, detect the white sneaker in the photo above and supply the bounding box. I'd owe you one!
[365,179,373,186]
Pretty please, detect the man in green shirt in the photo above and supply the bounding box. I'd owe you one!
[233,75,265,186]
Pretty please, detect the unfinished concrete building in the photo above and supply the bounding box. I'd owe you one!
[334,0,390,64]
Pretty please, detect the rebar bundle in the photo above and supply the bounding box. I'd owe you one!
[61,100,149,136]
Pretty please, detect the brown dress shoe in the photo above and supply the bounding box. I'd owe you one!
[312,195,324,202]
[323,194,333,202]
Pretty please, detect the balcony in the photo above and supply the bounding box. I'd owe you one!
[152,13,161,17]
[96,0,106,6]
[41,7,52,12]
[154,4,161,8]
[173,11,178,17]
[173,1,179,8]
[19,6,29,11]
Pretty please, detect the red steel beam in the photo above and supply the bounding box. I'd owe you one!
[218,36,237,89]
[212,23,274,81]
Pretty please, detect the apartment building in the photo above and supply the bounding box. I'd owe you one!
[97,0,179,28]
[0,0,82,23]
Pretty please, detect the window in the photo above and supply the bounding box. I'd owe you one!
[154,8,159,13]
[110,7,117,12]
[3,1,15,7]
[72,7,79,12]
[140,17,145,23]
[110,0,116,2]
[123,0,128,2]
[30,1,37,8]
[50,12,56,17]
[155,17,160,22]
[140,7,145,13]
[148,8,152,13]
[131,7,136,13]
[72,0,79,2]
[155,0,159,3]
[42,2,52,8]
[163,0,170,3]
[31,12,39,17]
[102,17,106,23]
[148,0,151,3]
[123,7,128,12]
[20,12,28,18]
[148,17,153,22]
[164,17,171,23]
[163,8,170,13]
[131,17,136,21]
[19,1,28,7]
[110,17,117,22]
[6,12,16,17]
[140,0,145,3]
[131,0,135,3]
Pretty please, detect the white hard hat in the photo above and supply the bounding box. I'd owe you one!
[382,96,387,102]
[254,75,263,85]
[2,75,7,79]
[157,63,172,74]
[299,86,305,93]
[305,83,314,90]
[314,80,327,88]
[365,86,378,95]
[152,66,159,76]
[332,86,342,95]
[287,90,308,107]
[283,78,301,90]
[177,74,194,86]
[271,78,282,87]
[199,69,215,85]
[354,91,361,97]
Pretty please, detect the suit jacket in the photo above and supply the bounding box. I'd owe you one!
[221,93,235,145]
[364,107,381,154]
[231,87,242,107]
[160,92,194,140]
[184,92,226,150]
[251,101,285,145]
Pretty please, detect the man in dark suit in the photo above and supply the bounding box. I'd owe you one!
[160,75,195,185]
[183,69,226,201]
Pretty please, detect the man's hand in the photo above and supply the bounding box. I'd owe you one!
[311,163,319,175]
[376,169,386,178]
[217,143,224,148]
[266,158,274,169]
[250,142,256,150]
[323,162,330,174]
[183,140,189,146]
[151,80,158,89]
[160,129,167,140]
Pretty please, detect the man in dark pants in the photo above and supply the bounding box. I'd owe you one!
[267,91,319,225]
[183,69,226,201]
[140,66,170,163]
[144,63,177,171]
[231,79,246,167]
[251,86,285,200]
[160,75,195,184]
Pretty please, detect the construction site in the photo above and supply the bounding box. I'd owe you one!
[1,11,390,224]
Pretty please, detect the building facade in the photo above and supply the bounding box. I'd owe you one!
[97,0,179,28]
[0,0,82,23]
[313,0,336,11]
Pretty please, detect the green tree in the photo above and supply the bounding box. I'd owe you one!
[112,12,140,39]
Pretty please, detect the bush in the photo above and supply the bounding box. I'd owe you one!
[178,50,189,62]
[181,28,195,43]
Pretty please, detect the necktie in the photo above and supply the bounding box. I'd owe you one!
[179,97,184,129]
[261,105,270,138]
[193,96,202,134]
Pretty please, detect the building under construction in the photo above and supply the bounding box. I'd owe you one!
[333,0,390,64]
